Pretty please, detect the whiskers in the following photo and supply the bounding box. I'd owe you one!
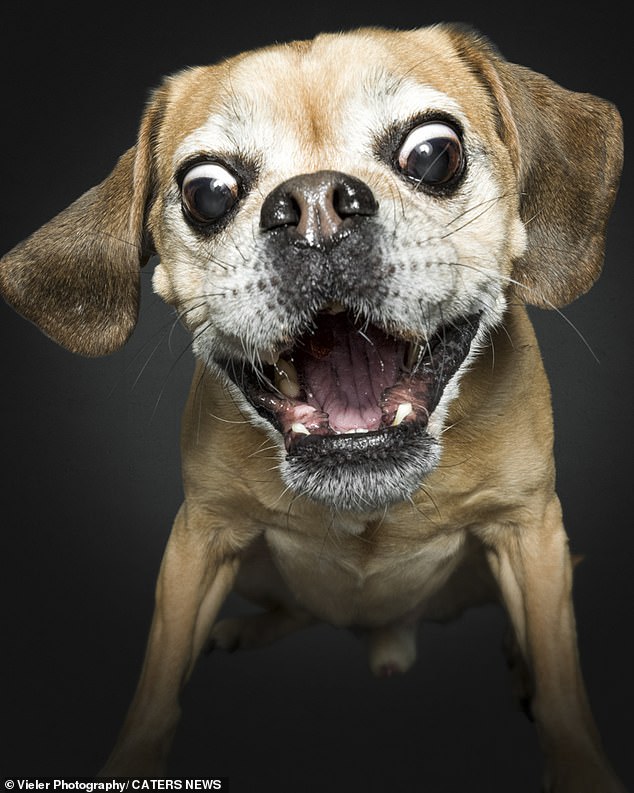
[441,190,521,238]
[385,183,600,363]
[106,290,213,421]
[448,259,600,363]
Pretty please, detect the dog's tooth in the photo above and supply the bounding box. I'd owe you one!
[291,422,310,435]
[275,358,301,398]
[350,428,369,434]
[278,377,300,399]
[392,402,413,426]
[406,343,422,371]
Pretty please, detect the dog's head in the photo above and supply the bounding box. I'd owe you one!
[0,26,622,511]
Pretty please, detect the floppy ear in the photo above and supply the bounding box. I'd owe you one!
[0,89,165,356]
[446,26,623,308]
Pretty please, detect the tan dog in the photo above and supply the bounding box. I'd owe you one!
[0,24,625,791]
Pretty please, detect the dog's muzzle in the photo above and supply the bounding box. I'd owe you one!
[223,171,481,510]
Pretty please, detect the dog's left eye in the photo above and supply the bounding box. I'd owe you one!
[181,162,239,223]
[397,122,464,188]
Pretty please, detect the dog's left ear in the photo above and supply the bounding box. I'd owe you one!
[0,88,166,356]
[446,26,624,308]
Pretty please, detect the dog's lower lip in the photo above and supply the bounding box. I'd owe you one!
[227,312,481,451]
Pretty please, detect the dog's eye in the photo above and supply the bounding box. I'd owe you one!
[397,122,464,187]
[181,162,239,223]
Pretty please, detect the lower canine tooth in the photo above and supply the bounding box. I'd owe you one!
[291,422,310,435]
[392,402,413,426]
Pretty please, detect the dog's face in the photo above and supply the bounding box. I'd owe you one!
[0,25,622,512]
[149,29,527,510]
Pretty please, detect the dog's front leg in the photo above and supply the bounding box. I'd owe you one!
[484,498,625,793]
[99,502,242,777]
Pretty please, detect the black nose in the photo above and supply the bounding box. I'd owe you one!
[259,170,378,249]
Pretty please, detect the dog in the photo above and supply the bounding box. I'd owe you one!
[0,23,625,791]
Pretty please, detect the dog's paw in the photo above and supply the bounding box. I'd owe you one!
[97,744,169,778]
[502,626,534,720]
[206,609,313,653]
[542,754,628,793]
[207,616,255,652]
[366,624,417,678]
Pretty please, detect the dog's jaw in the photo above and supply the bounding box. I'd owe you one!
[204,307,485,513]
[283,423,442,513]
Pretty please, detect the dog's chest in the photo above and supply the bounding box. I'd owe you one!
[263,516,467,627]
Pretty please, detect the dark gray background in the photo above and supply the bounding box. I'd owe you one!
[1,2,631,791]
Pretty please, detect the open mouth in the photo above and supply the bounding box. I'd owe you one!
[226,307,481,455]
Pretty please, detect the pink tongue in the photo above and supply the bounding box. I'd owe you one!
[299,317,401,433]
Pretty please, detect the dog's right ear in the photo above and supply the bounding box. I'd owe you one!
[0,87,167,356]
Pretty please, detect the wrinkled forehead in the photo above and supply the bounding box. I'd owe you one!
[156,28,495,178]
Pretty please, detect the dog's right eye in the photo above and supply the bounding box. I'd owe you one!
[181,162,239,224]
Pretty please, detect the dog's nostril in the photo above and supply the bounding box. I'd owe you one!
[332,179,378,219]
[260,170,378,247]
[259,192,301,230]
